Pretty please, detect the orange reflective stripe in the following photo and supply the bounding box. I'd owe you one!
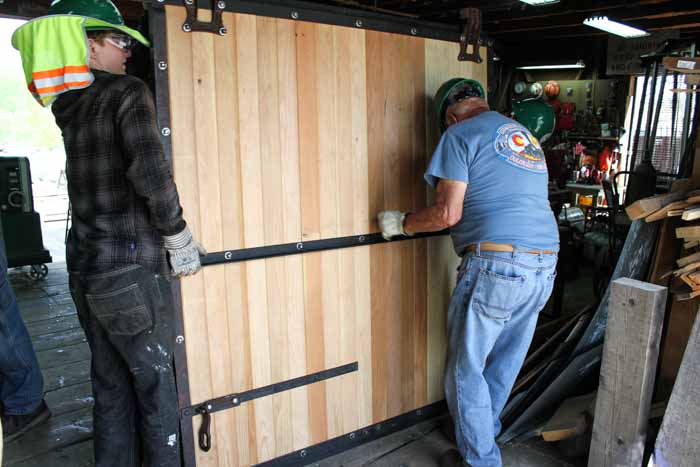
[32,65,89,80]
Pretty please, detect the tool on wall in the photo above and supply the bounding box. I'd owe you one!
[458,8,482,63]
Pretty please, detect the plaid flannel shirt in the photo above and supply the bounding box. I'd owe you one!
[52,70,186,275]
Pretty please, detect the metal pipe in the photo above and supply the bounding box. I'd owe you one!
[625,76,638,173]
[680,43,697,158]
[630,64,650,171]
[648,67,668,156]
[643,61,659,164]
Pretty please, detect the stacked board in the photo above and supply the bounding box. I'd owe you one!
[160,5,487,466]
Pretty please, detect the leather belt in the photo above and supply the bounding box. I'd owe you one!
[466,242,557,255]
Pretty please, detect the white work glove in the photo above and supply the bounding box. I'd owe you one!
[163,226,207,277]
[377,210,412,241]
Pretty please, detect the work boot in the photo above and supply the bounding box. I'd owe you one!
[2,399,51,443]
[439,449,472,467]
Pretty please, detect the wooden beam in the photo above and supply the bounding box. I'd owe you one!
[653,306,700,466]
[589,278,667,467]
[626,192,687,220]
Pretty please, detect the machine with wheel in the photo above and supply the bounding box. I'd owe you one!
[0,157,52,280]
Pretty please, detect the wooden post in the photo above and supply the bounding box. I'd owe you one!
[588,278,667,467]
[653,306,700,467]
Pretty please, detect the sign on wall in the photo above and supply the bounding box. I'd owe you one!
[607,30,679,75]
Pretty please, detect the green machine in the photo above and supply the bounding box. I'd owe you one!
[511,98,556,143]
[0,157,52,279]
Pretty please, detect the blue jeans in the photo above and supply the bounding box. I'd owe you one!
[0,246,44,415]
[69,265,180,467]
[444,246,557,467]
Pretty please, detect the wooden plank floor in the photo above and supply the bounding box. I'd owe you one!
[4,263,94,467]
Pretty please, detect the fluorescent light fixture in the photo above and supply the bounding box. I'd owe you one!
[519,0,560,5]
[516,60,585,70]
[583,15,649,38]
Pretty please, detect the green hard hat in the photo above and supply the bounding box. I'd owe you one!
[48,0,150,46]
[435,78,485,133]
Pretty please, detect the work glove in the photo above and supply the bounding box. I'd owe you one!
[163,226,207,277]
[377,210,411,241]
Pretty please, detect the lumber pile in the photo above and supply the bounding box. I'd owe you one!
[626,187,700,300]
[668,191,700,300]
[625,189,700,223]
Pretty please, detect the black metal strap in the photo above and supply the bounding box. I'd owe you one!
[155,0,464,43]
[201,230,447,267]
[458,7,482,63]
[255,400,448,466]
[184,363,359,451]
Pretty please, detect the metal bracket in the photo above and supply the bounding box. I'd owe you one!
[458,7,482,63]
[182,0,227,35]
[183,362,359,452]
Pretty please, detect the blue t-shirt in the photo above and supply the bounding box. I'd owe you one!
[425,111,559,255]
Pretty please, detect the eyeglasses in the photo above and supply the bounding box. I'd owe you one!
[105,34,136,51]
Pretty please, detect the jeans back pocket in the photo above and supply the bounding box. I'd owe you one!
[472,267,526,321]
[86,284,153,336]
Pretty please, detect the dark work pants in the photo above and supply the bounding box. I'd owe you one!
[69,265,180,467]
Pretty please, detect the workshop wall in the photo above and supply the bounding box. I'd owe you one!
[163,6,486,466]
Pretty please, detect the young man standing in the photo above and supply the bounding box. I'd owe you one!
[13,1,205,465]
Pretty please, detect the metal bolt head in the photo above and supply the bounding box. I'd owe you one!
[206,404,213,411]
[217,0,225,8]
[349,432,356,439]
[300,450,307,458]
[355,19,363,28]
[157,0,165,3]
[161,127,171,137]
[182,23,192,32]
[176,335,184,344]
[291,11,299,19]
[158,61,168,71]
[358,235,365,242]
[185,0,193,4]
[296,242,303,250]
[232,397,239,404]
[219,27,227,35]
[410,27,417,35]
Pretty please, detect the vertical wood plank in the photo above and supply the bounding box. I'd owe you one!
[366,30,388,423]
[256,16,294,458]
[653,306,700,467]
[589,278,667,467]
[296,21,328,446]
[165,6,217,466]
[275,17,311,452]
[235,13,276,462]
[350,28,373,429]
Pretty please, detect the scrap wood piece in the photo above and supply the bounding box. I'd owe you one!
[676,226,700,239]
[684,240,700,249]
[646,201,690,222]
[682,206,700,221]
[675,289,700,301]
[677,251,700,268]
[652,306,700,466]
[541,392,595,442]
[671,260,700,277]
[685,194,700,205]
[626,191,687,220]
[589,279,667,467]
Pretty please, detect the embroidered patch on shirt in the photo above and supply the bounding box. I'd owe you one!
[493,123,547,173]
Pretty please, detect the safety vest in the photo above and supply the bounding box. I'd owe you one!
[11,15,94,107]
